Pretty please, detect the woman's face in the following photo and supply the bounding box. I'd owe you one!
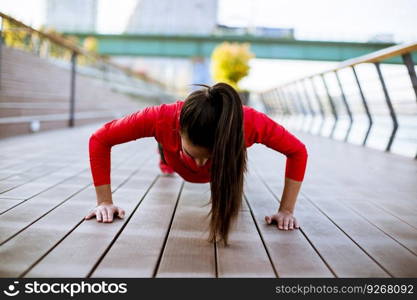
[180,132,211,167]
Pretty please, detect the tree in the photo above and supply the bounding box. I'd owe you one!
[210,41,254,91]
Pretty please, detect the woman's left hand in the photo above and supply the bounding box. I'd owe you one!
[265,210,300,230]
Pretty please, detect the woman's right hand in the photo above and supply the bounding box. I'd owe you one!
[84,203,125,223]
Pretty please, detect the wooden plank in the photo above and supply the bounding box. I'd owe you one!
[91,175,183,277]
[0,187,96,277]
[286,196,389,277]
[244,168,334,277]
[24,170,159,277]
[267,130,417,219]
[216,210,276,277]
[252,134,417,277]
[0,164,69,194]
[250,155,391,277]
[307,197,417,277]
[0,199,23,212]
[156,182,216,277]
[0,142,153,277]
[0,162,43,181]
[0,147,143,214]
[338,199,417,255]
[0,178,93,244]
[254,158,391,277]
[366,201,417,229]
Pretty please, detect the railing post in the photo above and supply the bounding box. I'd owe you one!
[272,88,284,119]
[298,80,316,134]
[261,92,274,115]
[374,62,398,152]
[351,66,373,146]
[0,16,3,90]
[267,90,276,115]
[401,53,417,159]
[320,74,338,138]
[266,91,275,115]
[401,53,417,102]
[309,77,326,135]
[292,81,309,131]
[334,71,353,142]
[286,84,305,130]
[69,51,77,127]
[259,93,269,114]
[277,88,290,122]
[277,88,289,118]
[281,86,296,128]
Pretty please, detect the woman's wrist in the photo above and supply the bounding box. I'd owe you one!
[278,202,294,214]
[94,184,113,206]
[97,199,113,206]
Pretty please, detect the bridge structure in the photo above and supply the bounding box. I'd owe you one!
[0,13,416,278]
[66,31,417,63]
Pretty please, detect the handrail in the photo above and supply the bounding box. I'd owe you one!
[0,11,172,132]
[0,12,88,55]
[260,40,417,159]
[286,42,417,83]
[338,42,417,68]
[0,12,165,87]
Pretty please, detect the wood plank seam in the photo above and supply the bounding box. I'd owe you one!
[111,153,155,194]
[0,183,91,246]
[252,164,394,277]
[299,192,395,278]
[335,200,417,258]
[0,167,89,215]
[3,148,152,277]
[242,194,278,278]
[151,181,185,278]
[0,162,75,195]
[344,196,417,232]
[251,166,338,277]
[0,162,44,181]
[86,174,163,278]
[21,154,159,277]
[19,216,85,278]
[20,165,153,277]
[0,143,144,215]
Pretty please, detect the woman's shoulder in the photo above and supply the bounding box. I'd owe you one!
[154,99,184,150]
[242,105,262,126]
[243,105,275,125]
[242,105,277,147]
[157,99,184,118]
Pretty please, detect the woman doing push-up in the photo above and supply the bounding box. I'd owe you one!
[85,82,308,245]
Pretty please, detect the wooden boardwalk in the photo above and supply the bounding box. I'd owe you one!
[0,122,416,278]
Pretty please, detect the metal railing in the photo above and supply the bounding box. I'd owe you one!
[0,12,175,127]
[260,42,417,159]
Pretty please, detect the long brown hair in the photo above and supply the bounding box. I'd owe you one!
[179,82,247,246]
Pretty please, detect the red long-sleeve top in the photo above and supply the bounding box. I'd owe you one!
[89,99,308,186]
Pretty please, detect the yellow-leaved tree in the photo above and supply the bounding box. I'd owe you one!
[210,41,254,91]
[78,36,99,65]
[83,36,98,53]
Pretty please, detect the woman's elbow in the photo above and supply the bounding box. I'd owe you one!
[295,143,308,163]
[301,143,308,159]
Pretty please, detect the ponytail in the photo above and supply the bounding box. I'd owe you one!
[180,82,247,246]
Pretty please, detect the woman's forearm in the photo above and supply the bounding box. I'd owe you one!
[278,177,302,213]
[94,184,113,205]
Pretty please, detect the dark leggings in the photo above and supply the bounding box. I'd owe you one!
[158,143,167,163]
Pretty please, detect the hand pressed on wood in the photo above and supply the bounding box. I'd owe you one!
[84,203,125,223]
[265,210,300,230]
